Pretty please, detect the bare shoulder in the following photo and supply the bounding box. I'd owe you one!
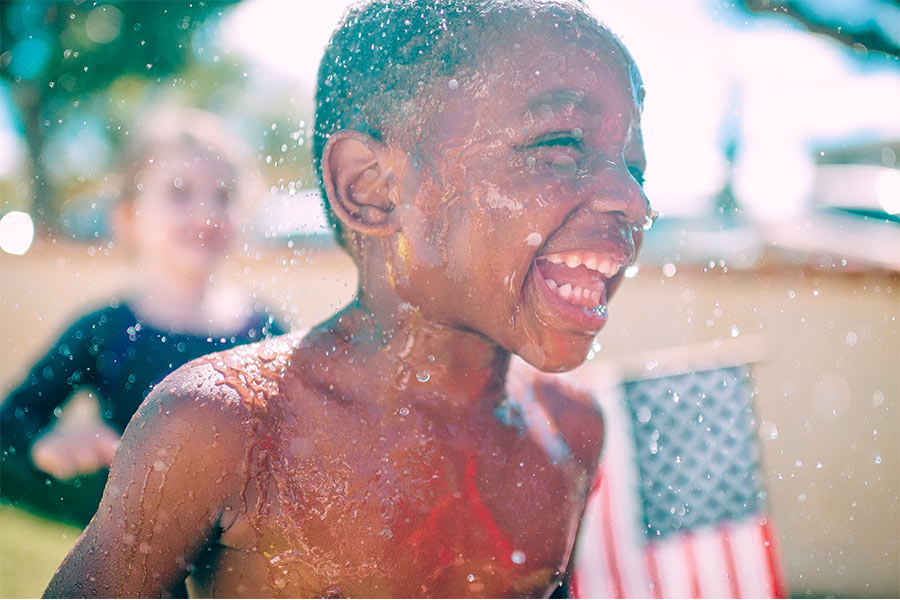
[151,330,308,415]
[509,358,604,472]
[43,334,307,598]
[113,330,311,509]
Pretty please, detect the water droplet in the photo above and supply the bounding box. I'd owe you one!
[448,78,459,90]
[872,390,884,408]
[845,331,858,347]
[526,232,542,246]
[416,371,430,383]
[511,550,526,564]
[760,421,779,440]
[636,406,651,423]
[812,372,851,420]
[398,407,410,416]
[467,574,475,582]
[874,454,882,464]
[662,263,676,277]
[551,155,576,174]
[730,325,740,338]
[797,492,807,502]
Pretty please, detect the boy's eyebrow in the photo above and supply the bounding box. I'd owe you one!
[525,88,587,114]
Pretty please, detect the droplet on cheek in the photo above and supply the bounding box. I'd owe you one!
[526,232,542,247]
[550,155,576,175]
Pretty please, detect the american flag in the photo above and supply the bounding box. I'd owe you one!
[571,365,786,598]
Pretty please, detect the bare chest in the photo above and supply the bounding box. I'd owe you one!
[194,419,589,598]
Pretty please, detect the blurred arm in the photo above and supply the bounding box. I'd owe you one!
[1,313,99,460]
[43,368,244,598]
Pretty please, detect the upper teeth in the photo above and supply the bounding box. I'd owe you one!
[543,252,622,278]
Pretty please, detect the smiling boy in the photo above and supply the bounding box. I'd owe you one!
[45,1,652,597]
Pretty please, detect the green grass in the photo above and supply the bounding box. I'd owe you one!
[0,503,82,598]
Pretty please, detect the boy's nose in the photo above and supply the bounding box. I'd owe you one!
[581,160,652,228]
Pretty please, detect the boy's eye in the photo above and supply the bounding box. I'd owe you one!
[521,131,585,177]
[170,186,190,205]
[216,189,233,206]
[528,130,584,150]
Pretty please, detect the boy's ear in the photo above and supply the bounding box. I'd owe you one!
[321,130,399,237]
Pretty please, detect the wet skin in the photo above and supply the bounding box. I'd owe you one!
[45,23,649,599]
[381,24,650,373]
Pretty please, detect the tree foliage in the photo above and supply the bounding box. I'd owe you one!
[1,1,240,225]
[734,0,900,59]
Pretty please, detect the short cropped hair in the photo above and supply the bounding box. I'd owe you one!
[313,0,607,246]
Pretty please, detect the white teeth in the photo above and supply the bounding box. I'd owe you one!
[540,251,623,277]
[545,275,606,308]
[598,257,610,276]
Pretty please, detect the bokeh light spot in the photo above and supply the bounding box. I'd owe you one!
[0,211,35,255]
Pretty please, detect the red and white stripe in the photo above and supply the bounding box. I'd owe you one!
[571,383,786,599]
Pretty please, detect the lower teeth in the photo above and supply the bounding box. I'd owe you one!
[593,304,608,317]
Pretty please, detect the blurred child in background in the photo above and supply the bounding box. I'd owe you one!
[1,106,283,525]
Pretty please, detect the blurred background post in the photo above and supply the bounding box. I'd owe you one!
[1,1,897,597]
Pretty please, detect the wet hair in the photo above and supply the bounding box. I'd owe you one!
[313,0,612,246]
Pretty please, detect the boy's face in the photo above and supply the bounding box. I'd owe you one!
[386,23,650,372]
[129,149,236,276]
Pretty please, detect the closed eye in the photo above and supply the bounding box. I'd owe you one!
[524,130,584,150]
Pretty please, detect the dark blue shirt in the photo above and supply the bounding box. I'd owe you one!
[1,301,283,455]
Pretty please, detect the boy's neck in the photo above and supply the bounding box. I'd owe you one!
[316,297,511,417]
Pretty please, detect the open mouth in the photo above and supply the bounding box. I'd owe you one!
[536,251,622,309]
[530,248,628,331]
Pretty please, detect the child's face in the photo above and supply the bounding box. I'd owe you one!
[129,148,236,276]
[388,24,650,371]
